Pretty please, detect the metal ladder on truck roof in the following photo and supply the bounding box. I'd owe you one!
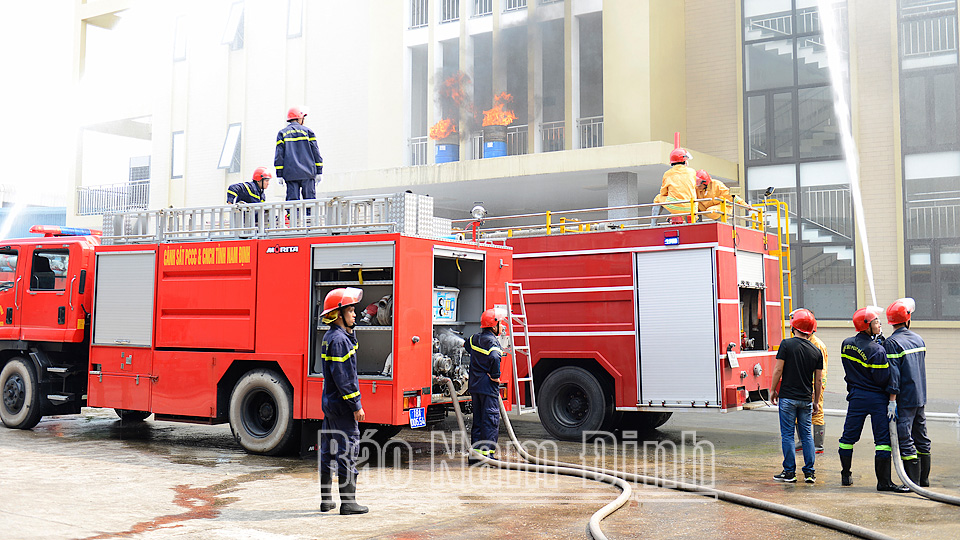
[505,282,537,415]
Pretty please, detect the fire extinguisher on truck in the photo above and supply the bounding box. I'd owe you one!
[0,194,515,456]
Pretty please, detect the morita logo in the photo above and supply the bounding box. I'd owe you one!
[265,245,299,254]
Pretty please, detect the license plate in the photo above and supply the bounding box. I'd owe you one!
[409,407,426,429]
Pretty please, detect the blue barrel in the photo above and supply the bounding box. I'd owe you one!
[435,143,459,163]
[483,140,507,158]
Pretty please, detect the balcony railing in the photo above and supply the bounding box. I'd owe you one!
[578,116,603,149]
[472,133,484,159]
[901,12,958,57]
[77,180,150,216]
[508,125,528,155]
[474,0,492,17]
[505,0,527,12]
[410,136,428,166]
[541,121,565,152]
[441,0,459,23]
[410,0,428,28]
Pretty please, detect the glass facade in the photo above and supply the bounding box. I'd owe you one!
[743,0,854,319]
[899,0,960,320]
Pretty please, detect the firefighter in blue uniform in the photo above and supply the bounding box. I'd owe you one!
[884,298,931,487]
[318,287,369,515]
[275,106,323,201]
[468,307,507,465]
[226,167,271,204]
[837,306,910,493]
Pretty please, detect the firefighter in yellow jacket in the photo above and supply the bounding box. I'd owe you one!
[696,170,746,220]
[653,147,698,220]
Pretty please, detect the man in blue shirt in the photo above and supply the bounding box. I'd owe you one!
[275,107,323,201]
[318,287,368,515]
[468,307,506,465]
[226,167,271,204]
[884,298,931,487]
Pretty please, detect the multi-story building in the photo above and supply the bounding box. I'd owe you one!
[67,0,959,404]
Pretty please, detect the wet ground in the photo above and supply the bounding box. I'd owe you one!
[1,393,958,540]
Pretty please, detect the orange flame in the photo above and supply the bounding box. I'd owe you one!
[429,118,457,140]
[482,92,517,127]
[442,72,470,107]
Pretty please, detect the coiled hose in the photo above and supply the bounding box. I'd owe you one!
[889,419,960,506]
[440,378,895,540]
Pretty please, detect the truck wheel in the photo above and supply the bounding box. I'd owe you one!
[538,366,610,441]
[115,409,151,422]
[618,411,673,431]
[229,369,295,455]
[1,357,43,429]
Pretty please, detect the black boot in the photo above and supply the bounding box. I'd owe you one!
[320,470,336,512]
[339,473,369,515]
[840,452,853,486]
[875,456,910,493]
[902,458,921,485]
[919,454,931,487]
[813,424,825,454]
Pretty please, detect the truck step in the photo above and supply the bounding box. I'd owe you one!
[47,393,75,403]
[46,366,75,375]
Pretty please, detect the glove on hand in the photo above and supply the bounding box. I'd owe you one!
[887,401,897,421]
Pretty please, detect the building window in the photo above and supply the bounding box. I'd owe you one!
[218,123,242,173]
[743,0,853,319]
[222,1,245,50]
[173,15,187,61]
[900,0,960,320]
[440,0,459,23]
[287,0,303,38]
[171,131,185,179]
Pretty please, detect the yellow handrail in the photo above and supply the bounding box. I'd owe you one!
[753,198,793,340]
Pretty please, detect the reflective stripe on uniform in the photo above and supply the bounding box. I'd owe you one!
[876,445,892,452]
[662,195,689,212]
[841,353,888,369]
[342,390,360,400]
[282,136,311,143]
[902,454,918,460]
[227,189,238,196]
[323,344,358,362]
[886,346,927,359]
[470,336,502,356]
[839,442,854,450]
[244,184,262,201]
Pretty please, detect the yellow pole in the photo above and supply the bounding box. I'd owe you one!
[546,210,551,235]
[720,199,727,224]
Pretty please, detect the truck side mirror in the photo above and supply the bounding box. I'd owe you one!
[78,269,86,294]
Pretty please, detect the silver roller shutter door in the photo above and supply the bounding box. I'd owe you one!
[93,251,156,347]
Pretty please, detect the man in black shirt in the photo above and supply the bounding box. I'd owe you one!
[770,308,824,483]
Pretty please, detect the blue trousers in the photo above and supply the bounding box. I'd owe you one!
[319,412,359,478]
[897,406,931,458]
[285,179,316,200]
[779,398,815,475]
[471,393,501,457]
[839,388,891,458]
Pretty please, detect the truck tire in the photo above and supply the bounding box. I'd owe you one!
[618,411,673,431]
[538,366,611,441]
[229,369,296,455]
[115,409,151,422]
[1,357,43,430]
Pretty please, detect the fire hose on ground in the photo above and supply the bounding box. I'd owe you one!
[440,379,896,540]
[889,418,960,506]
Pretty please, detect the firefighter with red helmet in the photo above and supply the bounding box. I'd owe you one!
[653,146,698,221]
[883,298,931,487]
[467,307,507,465]
[769,308,823,483]
[275,106,324,201]
[226,167,272,204]
[837,306,909,492]
[695,170,746,220]
[318,287,369,514]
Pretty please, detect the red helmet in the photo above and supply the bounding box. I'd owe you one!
[669,147,691,165]
[287,106,306,122]
[480,307,508,329]
[695,169,711,189]
[852,306,884,332]
[252,167,273,183]
[321,287,363,317]
[886,297,916,325]
[789,308,817,334]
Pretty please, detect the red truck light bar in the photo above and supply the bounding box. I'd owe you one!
[30,225,103,237]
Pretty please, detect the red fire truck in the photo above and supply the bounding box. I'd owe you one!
[476,200,791,440]
[0,194,513,455]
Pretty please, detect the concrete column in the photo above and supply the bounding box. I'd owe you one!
[427,0,439,162]
[607,171,639,222]
[528,5,543,153]
[565,1,580,150]
[459,0,474,158]
[492,0,505,93]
